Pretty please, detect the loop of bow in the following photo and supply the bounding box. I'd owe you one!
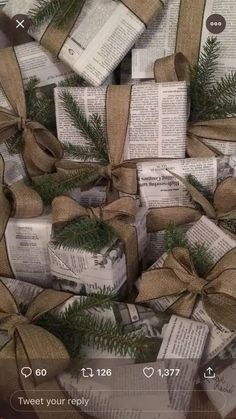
[136,246,236,331]
[52,195,139,292]
[0,280,85,418]
[0,48,63,177]
[154,53,236,157]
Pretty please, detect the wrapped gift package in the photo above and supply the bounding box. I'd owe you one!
[0,41,73,185]
[132,0,236,82]
[55,83,188,161]
[0,276,209,418]
[137,216,236,366]
[48,207,147,295]
[138,156,236,264]
[2,207,147,295]
[3,0,165,87]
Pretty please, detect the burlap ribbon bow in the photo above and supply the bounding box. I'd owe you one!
[0,155,43,277]
[154,52,236,157]
[0,280,86,418]
[136,246,236,331]
[0,48,63,177]
[38,0,163,58]
[41,84,138,203]
[52,195,140,291]
[147,171,236,235]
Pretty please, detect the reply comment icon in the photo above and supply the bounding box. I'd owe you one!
[21,367,33,379]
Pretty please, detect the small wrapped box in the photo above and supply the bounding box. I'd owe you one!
[137,156,236,264]
[137,216,236,366]
[0,41,73,184]
[49,205,147,296]
[3,0,165,87]
[0,276,209,418]
[2,200,147,295]
[55,83,188,161]
[132,0,236,82]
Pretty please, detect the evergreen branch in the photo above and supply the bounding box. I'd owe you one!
[164,223,189,251]
[63,142,102,162]
[59,91,109,164]
[29,0,70,28]
[190,37,220,121]
[190,243,214,278]
[187,174,214,203]
[65,291,117,314]
[32,166,100,206]
[35,299,150,359]
[164,225,214,277]
[52,218,117,253]
[58,74,86,87]
[78,315,149,359]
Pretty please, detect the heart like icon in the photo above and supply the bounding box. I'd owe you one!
[143,366,155,379]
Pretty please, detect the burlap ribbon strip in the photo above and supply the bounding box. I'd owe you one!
[0,48,63,177]
[154,52,236,157]
[40,0,163,57]
[0,155,43,277]
[52,196,140,292]
[136,246,236,331]
[0,280,86,418]
[147,172,236,235]
[40,84,138,203]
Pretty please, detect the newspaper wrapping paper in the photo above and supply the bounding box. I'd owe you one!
[0,276,209,418]
[1,198,147,295]
[3,0,165,87]
[136,215,236,419]
[138,156,236,265]
[0,41,74,186]
[0,47,64,177]
[55,82,187,165]
[132,0,236,82]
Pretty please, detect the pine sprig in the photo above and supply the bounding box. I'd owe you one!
[164,223,189,251]
[35,298,150,360]
[190,37,236,121]
[164,224,214,278]
[190,37,220,121]
[58,74,86,87]
[32,166,100,206]
[60,91,109,164]
[29,0,85,29]
[221,219,236,235]
[52,218,117,253]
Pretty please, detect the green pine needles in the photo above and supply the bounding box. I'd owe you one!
[190,37,236,122]
[32,165,100,206]
[29,0,119,29]
[52,218,117,253]
[164,224,214,278]
[35,293,150,360]
[60,91,109,164]
[187,174,214,203]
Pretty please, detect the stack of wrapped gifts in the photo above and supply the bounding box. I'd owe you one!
[1,0,236,417]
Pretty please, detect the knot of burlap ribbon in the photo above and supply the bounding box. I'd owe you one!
[39,0,163,57]
[0,48,63,177]
[147,171,236,236]
[0,155,44,277]
[0,280,85,418]
[52,196,140,291]
[136,246,236,330]
[154,53,236,157]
